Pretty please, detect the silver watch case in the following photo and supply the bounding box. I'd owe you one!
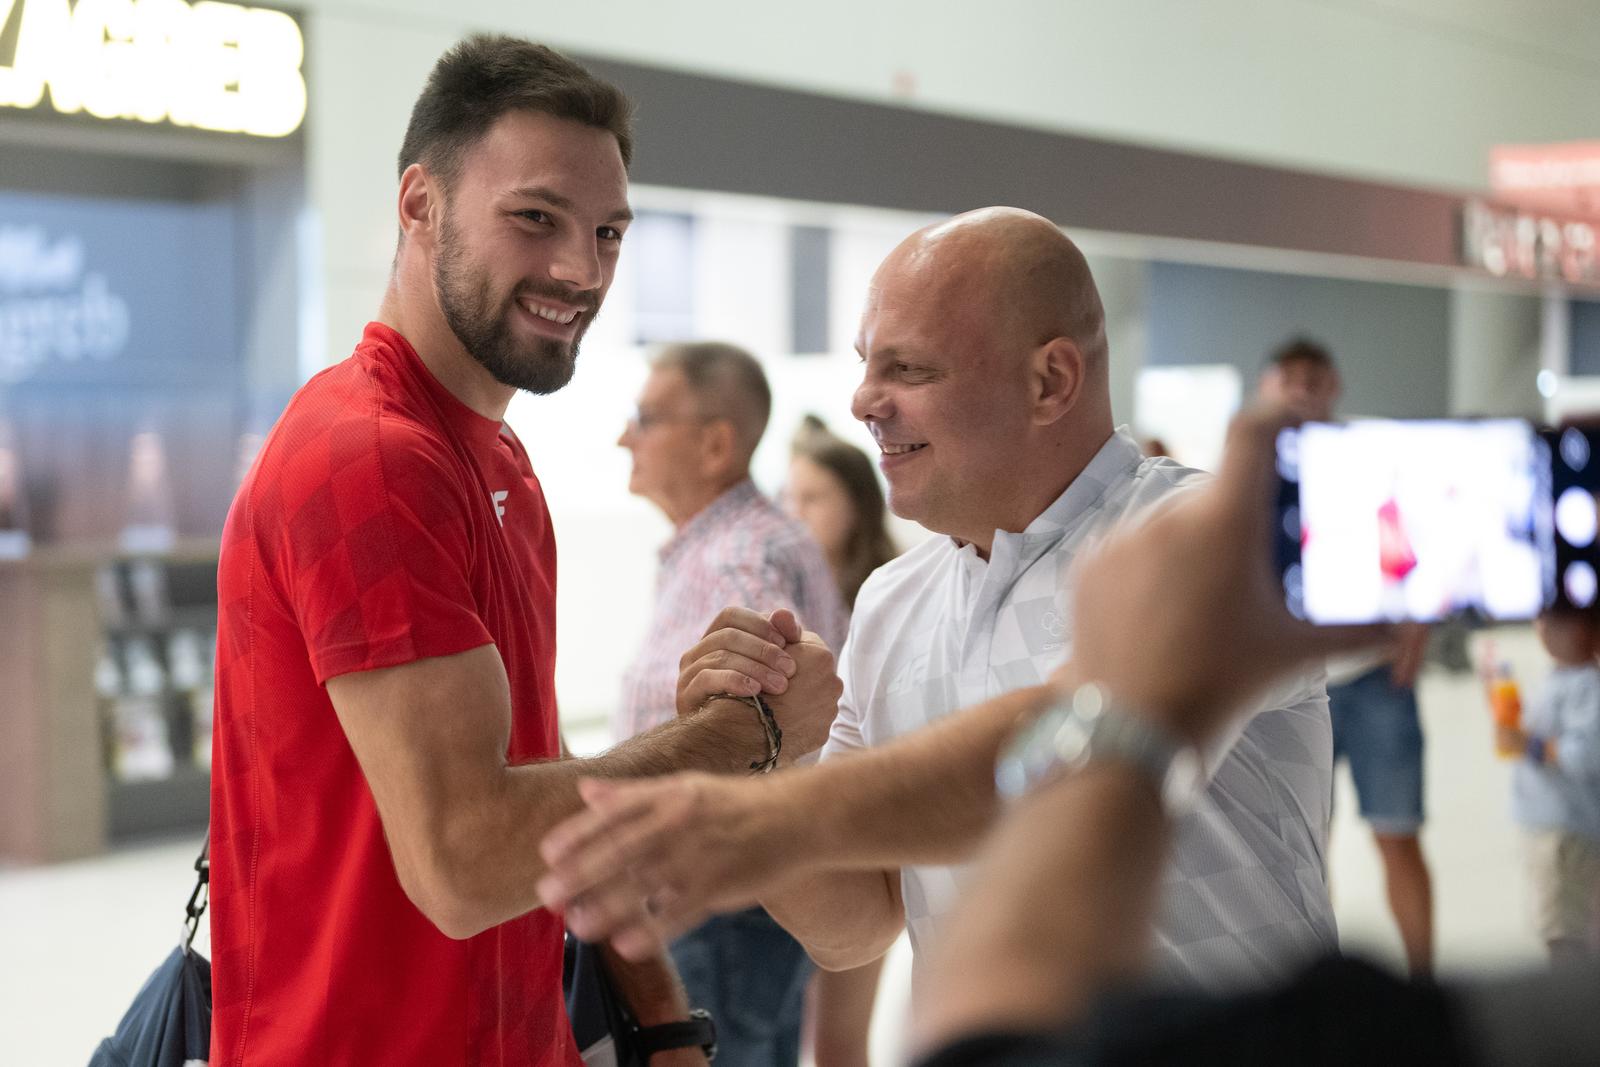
[995,683,1203,813]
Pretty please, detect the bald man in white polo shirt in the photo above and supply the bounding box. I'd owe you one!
[539,208,1338,994]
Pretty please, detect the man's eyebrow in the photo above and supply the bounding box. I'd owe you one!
[508,185,573,210]
[507,186,633,224]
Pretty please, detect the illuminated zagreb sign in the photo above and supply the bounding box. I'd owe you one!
[0,0,306,138]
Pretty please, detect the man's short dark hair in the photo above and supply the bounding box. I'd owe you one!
[1265,336,1336,374]
[652,342,772,458]
[398,35,634,188]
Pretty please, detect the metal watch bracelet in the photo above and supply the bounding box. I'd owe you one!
[994,683,1202,814]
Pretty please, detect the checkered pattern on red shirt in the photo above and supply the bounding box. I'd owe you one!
[210,322,575,1067]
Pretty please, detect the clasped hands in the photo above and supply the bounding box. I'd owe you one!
[673,605,842,760]
[538,605,840,957]
[540,407,1401,959]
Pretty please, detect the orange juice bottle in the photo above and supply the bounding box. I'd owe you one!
[1490,664,1522,758]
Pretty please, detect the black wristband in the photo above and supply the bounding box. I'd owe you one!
[634,1008,717,1060]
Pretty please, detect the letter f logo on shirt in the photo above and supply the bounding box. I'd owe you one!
[491,490,509,526]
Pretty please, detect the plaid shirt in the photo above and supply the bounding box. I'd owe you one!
[617,479,848,741]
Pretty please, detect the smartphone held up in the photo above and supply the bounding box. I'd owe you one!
[1276,419,1600,624]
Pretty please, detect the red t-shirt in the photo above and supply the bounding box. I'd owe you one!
[210,322,579,1066]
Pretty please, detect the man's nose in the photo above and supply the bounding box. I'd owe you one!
[851,377,890,424]
[549,234,603,291]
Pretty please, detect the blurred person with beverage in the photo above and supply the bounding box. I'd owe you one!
[1498,610,1600,962]
[1257,336,1436,974]
[786,415,900,1066]
[616,344,849,1066]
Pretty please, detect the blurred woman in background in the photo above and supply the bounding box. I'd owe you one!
[785,415,899,1066]
[787,416,898,609]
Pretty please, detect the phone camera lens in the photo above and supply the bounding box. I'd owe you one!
[1564,561,1598,608]
[1560,428,1591,472]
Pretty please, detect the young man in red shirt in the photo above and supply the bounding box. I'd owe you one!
[209,35,838,1066]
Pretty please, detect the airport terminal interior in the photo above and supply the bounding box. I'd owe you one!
[3,0,1600,1063]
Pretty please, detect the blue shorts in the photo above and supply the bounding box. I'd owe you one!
[1328,666,1425,836]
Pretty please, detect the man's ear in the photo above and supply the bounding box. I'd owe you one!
[397,163,442,247]
[700,418,739,478]
[1032,336,1085,426]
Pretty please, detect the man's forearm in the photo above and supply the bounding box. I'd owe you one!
[750,687,1055,967]
[530,683,1057,959]
[591,695,775,779]
[765,685,1054,872]
[600,943,691,1027]
[432,698,777,936]
[761,867,904,971]
[914,764,1169,1055]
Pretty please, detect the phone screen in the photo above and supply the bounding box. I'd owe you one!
[1276,419,1553,623]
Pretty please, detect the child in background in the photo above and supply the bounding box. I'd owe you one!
[1501,610,1600,962]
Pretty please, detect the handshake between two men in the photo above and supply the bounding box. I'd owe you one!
[535,407,1403,1062]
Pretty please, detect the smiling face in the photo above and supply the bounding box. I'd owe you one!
[850,244,1039,546]
[430,109,631,395]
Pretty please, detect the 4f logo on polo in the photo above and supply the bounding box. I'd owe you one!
[491,490,509,526]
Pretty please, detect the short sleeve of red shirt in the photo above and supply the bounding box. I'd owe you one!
[257,398,494,683]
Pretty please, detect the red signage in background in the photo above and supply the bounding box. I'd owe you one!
[1461,200,1598,286]
[1490,142,1600,218]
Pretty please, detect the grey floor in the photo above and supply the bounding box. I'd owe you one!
[1,629,1551,1066]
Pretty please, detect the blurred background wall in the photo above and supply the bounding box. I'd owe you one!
[2,0,1598,853]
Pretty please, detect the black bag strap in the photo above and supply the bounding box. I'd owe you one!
[183,830,209,951]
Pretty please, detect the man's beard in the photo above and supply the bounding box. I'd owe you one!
[433,216,594,396]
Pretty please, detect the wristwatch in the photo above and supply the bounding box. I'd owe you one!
[995,683,1203,814]
[634,1008,717,1061]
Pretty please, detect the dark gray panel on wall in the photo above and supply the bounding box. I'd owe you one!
[581,56,1462,269]
[1145,261,1451,418]
[790,225,831,354]
[1572,299,1600,377]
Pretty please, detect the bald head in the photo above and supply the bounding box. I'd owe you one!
[873,207,1108,384]
[851,207,1118,552]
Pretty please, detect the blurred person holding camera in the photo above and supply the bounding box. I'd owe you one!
[909,405,1600,1067]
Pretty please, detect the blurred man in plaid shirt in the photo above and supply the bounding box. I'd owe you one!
[616,340,847,1065]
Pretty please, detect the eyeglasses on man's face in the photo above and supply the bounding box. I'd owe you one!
[625,408,722,433]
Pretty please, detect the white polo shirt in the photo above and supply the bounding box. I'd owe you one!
[821,429,1337,991]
